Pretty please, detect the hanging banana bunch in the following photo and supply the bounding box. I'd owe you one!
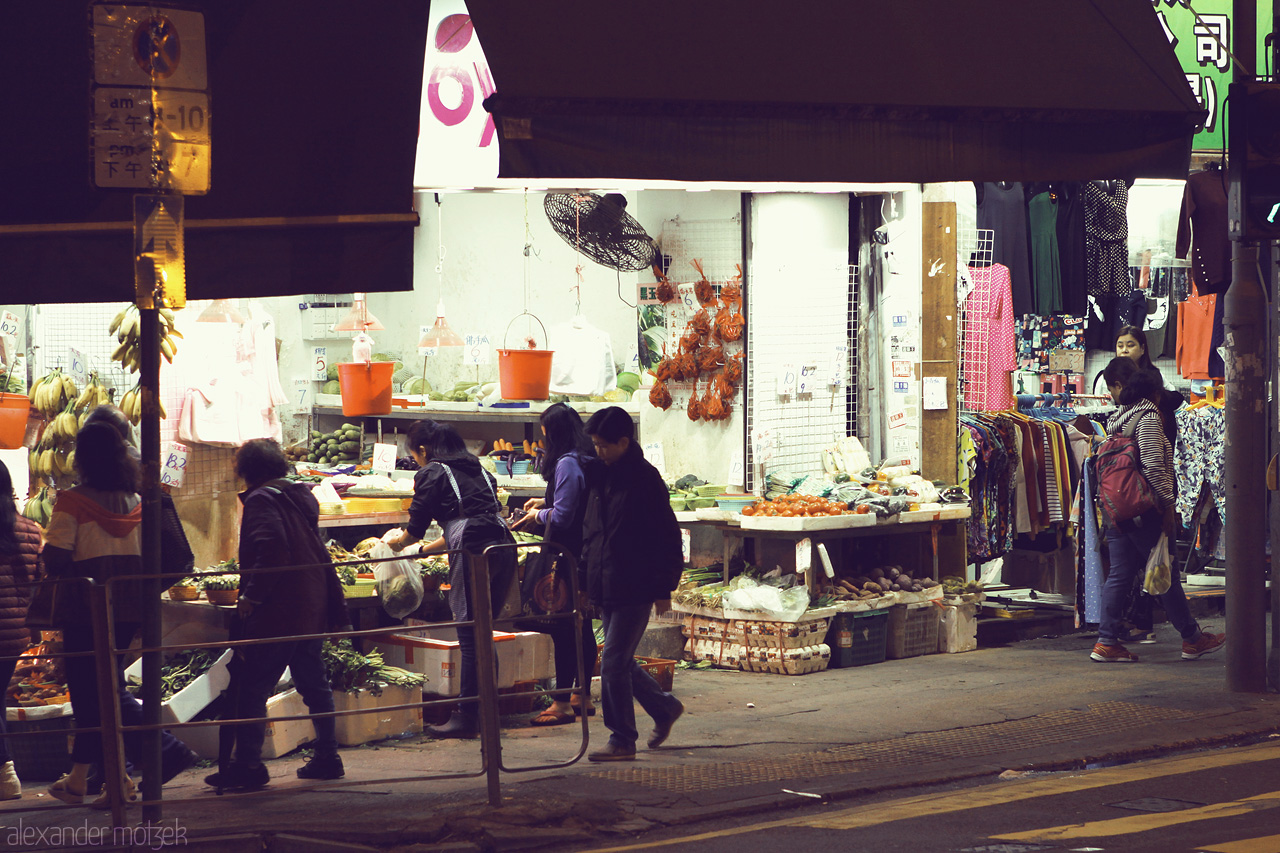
[29,369,78,420]
[117,383,161,425]
[27,433,60,482]
[72,371,112,423]
[42,399,80,446]
[20,485,55,528]
[109,305,182,373]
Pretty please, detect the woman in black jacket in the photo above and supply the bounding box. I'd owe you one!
[386,420,515,739]
[0,462,41,800]
[512,403,597,724]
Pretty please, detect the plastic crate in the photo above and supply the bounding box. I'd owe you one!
[6,715,73,781]
[886,603,940,659]
[636,657,676,691]
[825,609,889,668]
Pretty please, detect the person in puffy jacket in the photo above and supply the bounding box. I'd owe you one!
[44,422,196,808]
[0,461,41,800]
[204,439,351,791]
[581,407,684,762]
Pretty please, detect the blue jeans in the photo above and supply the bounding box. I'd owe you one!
[231,638,336,765]
[600,604,681,749]
[1100,511,1200,645]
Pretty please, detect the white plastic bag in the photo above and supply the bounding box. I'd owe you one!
[723,581,810,622]
[1143,533,1172,596]
[370,539,424,619]
[548,317,617,397]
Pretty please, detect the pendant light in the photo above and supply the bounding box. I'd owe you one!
[196,299,244,324]
[418,299,464,349]
[332,293,384,333]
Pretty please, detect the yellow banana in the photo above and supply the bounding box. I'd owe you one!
[65,450,75,476]
[160,336,174,362]
[108,308,127,335]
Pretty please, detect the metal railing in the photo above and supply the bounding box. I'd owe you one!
[0,541,590,827]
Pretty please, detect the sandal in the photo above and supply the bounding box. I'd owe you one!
[530,707,576,726]
[570,695,596,717]
[47,775,86,805]
[90,776,138,810]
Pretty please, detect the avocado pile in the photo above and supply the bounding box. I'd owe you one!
[308,423,363,465]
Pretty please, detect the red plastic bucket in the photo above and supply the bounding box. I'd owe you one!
[0,394,30,450]
[497,313,554,400]
[337,362,394,416]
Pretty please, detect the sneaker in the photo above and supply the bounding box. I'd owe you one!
[647,700,685,749]
[1124,628,1158,645]
[588,742,636,762]
[297,753,345,780]
[0,761,20,801]
[203,763,270,792]
[1090,642,1139,662]
[1182,632,1226,660]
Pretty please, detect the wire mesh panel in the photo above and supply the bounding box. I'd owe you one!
[745,264,857,492]
[956,228,994,413]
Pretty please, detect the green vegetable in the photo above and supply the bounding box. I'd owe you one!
[382,575,420,615]
[338,441,359,452]
[322,640,426,695]
[322,380,341,394]
[327,365,340,382]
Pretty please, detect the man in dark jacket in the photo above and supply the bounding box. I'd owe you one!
[204,439,351,791]
[582,407,684,761]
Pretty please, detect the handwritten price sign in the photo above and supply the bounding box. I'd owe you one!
[160,443,189,488]
[313,346,329,381]
[777,364,797,397]
[465,333,490,365]
[371,442,397,474]
[417,325,438,357]
[67,348,88,387]
[0,312,20,338]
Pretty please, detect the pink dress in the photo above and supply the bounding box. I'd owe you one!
[963,262,1016,412]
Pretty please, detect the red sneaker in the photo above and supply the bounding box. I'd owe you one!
[1182,632,1226,660]
[1090,643,1139,662]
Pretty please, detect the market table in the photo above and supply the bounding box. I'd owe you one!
[160,593,388,650]
[674,513,968,592]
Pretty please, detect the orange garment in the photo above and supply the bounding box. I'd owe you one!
[1176,277,1216,380]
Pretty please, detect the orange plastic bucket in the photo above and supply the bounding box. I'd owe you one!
[337,362,394,416]
[497,313,554,400]
[0,394,29,450]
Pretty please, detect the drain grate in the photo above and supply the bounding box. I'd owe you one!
[1107,797,1205,812]
[591,701,1193,793]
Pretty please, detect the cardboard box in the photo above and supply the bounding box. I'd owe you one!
[999,546,1075,595]
[332,684,423,746]
[374,629,551,697]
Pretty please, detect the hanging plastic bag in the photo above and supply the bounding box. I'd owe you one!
[1143,533,1172,596]
[370,539,424,619]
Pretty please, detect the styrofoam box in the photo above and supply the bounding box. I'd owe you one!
[124,649,234,725]
[374,630,552,697]
[332,684,423,747]
[740,513,876,531]
[261,689,315,759]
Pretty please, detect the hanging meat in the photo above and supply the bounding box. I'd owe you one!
[649,379,672,410]
[652,265,676,304]
[691,259,718,307]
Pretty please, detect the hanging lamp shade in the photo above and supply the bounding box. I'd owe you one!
[196,299,245,324]
[333,293,385,332]
[419,299,464,347]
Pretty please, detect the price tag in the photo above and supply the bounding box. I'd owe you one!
[643,441,666,476]
[292,379,309,408]
[680,529,691,564]
[830,344,848,388]
[417,325,438,357]
[795,538,812,574]
[67,348,88,387]
[313,346,329,381]
[923,376,948,410]
[465,333,490,365]
[160,443,189,488]
[371,442,397,473]
[0,312,20,338]
[727,449,745,489]
[777,363,797,397]
[797,364,819,396]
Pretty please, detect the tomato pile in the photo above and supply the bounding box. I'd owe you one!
[742,494,852,517]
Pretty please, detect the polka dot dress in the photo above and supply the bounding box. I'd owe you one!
[1084,181,1130,297]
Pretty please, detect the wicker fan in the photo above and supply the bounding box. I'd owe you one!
[543,192,658,272]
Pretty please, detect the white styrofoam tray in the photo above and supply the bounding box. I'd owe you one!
[740,513,876,531]
[896,506,971,523]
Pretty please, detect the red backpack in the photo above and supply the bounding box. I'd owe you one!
[1094,409,1160,528]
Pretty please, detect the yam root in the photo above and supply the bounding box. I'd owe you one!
[721,265,743,306]
[687,381,703,421]
[690,308,712,338]
[724,352,744,385]
[655,358,676,383]
[649,380,672,410]
[697,344,724,372]
[652,265,676,304]
[691,259,718,307]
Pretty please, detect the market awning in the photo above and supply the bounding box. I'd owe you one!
[467,0,1204,184]
[0,0,428,304]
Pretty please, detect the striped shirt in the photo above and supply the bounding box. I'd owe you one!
[1106,400,1176,511]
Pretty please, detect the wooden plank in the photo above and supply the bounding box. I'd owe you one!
[920,201,958,485]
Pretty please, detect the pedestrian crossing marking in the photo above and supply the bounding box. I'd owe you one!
[1199,833,1280,852]
[992,790,1280,841]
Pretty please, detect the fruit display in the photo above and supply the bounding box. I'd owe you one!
[72,373,113,422]
[28,368,117,481]
[117,380,164,426]
[109,304,182,372]
[29,369,78,419]
[20,485,55,527]
[309,423,363,465]
[826,565,939,601]
[741,494,854,517]
[7,641,68,707]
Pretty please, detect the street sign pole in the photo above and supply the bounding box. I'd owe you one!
[1225,0,1268,694]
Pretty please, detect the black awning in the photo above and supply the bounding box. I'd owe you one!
[0,0,428,304]
[467,0,1203,184]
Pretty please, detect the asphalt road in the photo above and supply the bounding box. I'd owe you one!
[570,738,1280,853]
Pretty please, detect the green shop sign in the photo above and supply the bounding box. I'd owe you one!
[1151,0,1270,151]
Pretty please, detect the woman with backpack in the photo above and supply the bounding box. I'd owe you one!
[1091,357,1225,663]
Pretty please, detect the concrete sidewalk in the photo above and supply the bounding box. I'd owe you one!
[6,621,1278,852]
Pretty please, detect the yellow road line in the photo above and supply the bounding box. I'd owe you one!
[573,742,1280,852]
[1199,833,1280,853]
[993,790,1280,841]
